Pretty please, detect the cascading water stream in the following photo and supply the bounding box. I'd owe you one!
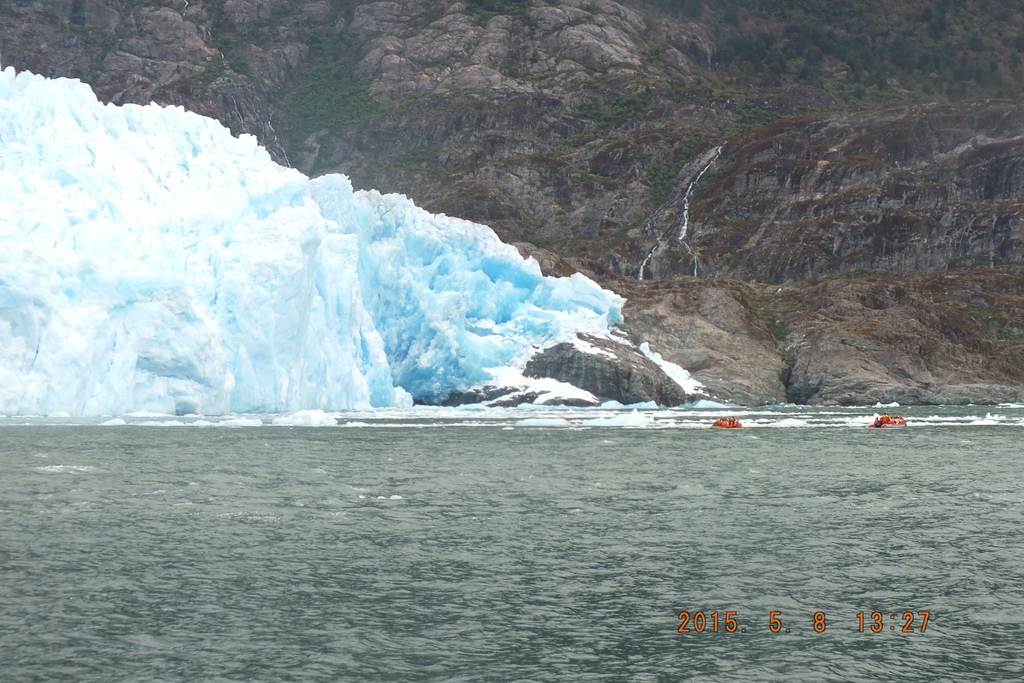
[678,146,721,276]
[636,147,721,281]
[678,147,721,242]
[637,244,658,280]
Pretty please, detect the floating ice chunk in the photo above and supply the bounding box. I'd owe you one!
[581,409,654,427]
[622,401,659,410]
[216,417,264,427]
[690,399,739,409]
[516,417,573,427]
[271,409,339,427]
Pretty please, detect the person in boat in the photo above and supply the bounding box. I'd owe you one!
[872,414,906,427]
[713,417,743,428]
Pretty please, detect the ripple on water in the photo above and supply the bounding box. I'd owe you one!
[0,417,1021,680]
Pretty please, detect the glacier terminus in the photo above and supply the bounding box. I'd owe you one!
[0,68,627,416]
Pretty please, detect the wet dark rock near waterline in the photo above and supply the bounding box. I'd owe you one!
[523,334,704,407]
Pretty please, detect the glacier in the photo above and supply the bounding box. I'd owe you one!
[0,68,623,416]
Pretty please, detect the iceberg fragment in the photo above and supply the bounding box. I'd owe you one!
[0,68,623,415]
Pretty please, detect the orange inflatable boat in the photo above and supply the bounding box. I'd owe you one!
[868,414,907,428]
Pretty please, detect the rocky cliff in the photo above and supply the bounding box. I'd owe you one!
[3,0,1023,405]
[613,268,1024,406]
[634,103,1024,283]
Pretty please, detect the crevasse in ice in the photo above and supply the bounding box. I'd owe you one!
[0,68,623,415]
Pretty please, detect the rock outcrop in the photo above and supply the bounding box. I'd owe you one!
[617,270,1024,405]
[434,332,705,407]
[622,283,790,405]
[523,334,703,406]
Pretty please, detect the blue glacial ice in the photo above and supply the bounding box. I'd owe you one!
[0,68,623,415]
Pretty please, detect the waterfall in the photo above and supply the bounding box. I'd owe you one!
[637,244,658,280]
[678,146,721,277]
[678,146,721,242]
[635,146,721,281]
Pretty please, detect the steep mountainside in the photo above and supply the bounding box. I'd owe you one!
[3,0,1023,404]
[634,102,1024,283]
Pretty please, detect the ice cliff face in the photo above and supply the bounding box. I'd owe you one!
[0,68,622,415]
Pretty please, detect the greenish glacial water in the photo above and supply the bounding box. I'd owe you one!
[1,404,1023,681]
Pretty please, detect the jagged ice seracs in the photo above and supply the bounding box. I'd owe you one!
[0,68,623,415]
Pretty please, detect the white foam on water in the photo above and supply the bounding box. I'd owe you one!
[35,465,95,473]
[516,418,573,427]
[2,400,1022,429]
[765,418,813,428]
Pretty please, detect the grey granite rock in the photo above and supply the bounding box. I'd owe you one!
[523,334,704,406]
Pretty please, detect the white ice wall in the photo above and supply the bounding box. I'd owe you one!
[0,69,622,415]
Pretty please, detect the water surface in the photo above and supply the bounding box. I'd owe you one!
[2,405,1022,681]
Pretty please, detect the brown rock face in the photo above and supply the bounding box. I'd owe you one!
[350,0,650,101]
[0,0,307,163]
[614,270,1024,406]
[778,271,1024,405]
[622,284,789,405]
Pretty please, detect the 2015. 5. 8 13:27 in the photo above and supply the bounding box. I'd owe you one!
[676,611,931,634]
[858,611,931,632]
